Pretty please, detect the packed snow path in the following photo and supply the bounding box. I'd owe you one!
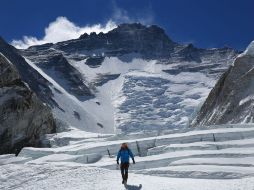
[1,164,254,190]
[1,124,254,189]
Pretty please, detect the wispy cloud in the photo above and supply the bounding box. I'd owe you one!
[111,1,154,25]
[11,3,155,49]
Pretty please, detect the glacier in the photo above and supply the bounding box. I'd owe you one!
[2,124,254,189]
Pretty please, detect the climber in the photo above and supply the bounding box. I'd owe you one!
[116,143,135,184]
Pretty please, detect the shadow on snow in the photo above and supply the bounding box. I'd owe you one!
[124,184,142,190]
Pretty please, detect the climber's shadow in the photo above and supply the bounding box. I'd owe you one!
[124,184,142,190]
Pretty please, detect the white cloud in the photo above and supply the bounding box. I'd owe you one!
[11,17,117,49]
[11,4,155,49]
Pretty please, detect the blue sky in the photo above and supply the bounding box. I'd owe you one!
[1,0,254,50]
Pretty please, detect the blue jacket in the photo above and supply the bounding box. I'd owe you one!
[117,148,134,163]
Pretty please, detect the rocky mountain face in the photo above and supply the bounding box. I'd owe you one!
[192,41,254,127]
[1,23,239,134]
[0,37,59,107]
[34,23,176,59]
[22,23,237,66]
[0,53,56,154]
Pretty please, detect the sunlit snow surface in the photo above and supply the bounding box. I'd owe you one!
[1,124,254,190]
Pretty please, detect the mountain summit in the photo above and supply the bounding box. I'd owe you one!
[78,23,175,58]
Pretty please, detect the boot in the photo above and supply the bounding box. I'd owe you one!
[124,174,128,184]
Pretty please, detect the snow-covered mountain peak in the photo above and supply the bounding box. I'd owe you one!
[79,23,170,41]
[11,24,237,134]
[50,23,175,59]
[0,23,239,134]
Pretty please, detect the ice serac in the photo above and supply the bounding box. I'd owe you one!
[0,53,56,155]
[192,41,254,127]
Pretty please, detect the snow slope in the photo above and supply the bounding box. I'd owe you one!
[24,57,114,134]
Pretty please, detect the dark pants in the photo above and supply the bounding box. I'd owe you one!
[120,163,129,181]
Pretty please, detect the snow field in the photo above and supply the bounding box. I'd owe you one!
[2,125,254,189]
[2,164,254,190]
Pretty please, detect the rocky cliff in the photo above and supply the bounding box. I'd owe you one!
[192,41,254,127]
[0,53,56,154]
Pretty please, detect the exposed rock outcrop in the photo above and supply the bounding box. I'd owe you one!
[192,41,254,127]
[0,53,56,154]
[0,37,56,106]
